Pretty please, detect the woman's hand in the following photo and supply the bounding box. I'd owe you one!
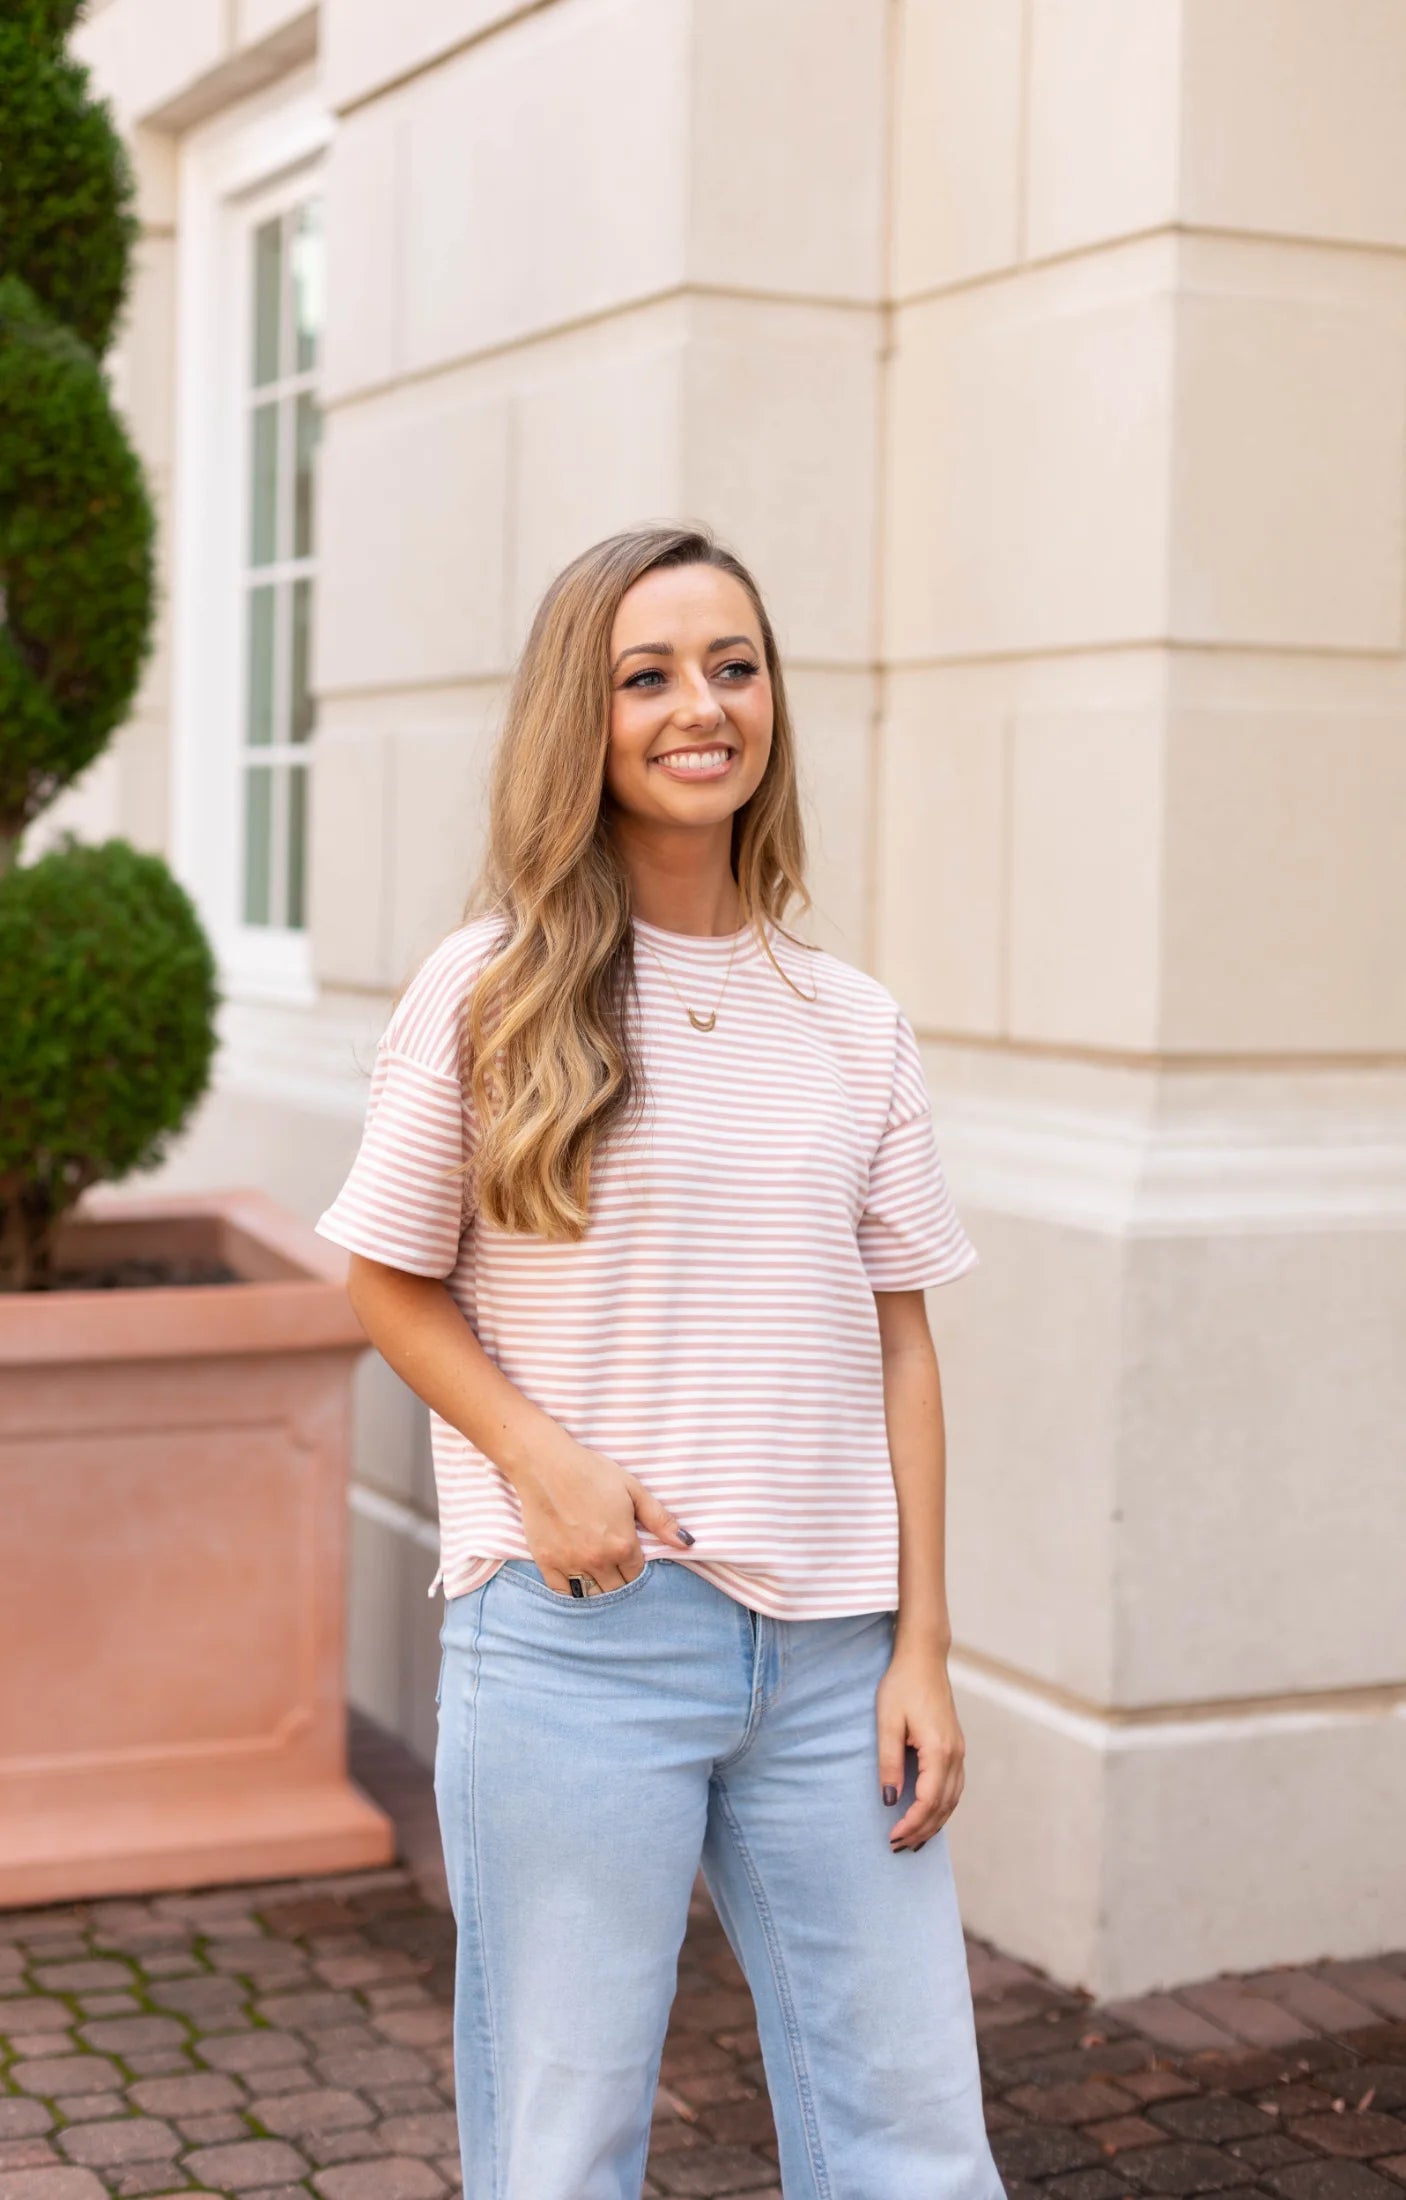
[512,1427,695,1593]
[875,1636,966,1851]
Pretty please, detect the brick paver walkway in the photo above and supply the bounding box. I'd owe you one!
[1,1720,1403,2200]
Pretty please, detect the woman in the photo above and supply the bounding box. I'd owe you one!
[316,524,1004,2200]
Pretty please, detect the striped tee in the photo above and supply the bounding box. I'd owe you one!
[315,910,977,1619]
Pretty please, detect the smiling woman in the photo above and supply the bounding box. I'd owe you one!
[314,524,1002,2200]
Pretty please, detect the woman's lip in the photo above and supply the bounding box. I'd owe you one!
[649,748,737,781]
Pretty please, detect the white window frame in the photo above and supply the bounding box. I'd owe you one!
[171,73,331,1007]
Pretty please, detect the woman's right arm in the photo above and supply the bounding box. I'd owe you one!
[346,1252,694,1592]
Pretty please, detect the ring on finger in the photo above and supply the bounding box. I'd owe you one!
[567,1573,599,1599]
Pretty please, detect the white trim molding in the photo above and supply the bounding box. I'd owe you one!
[171,71,332,1010]
[933,1080,1406,1238]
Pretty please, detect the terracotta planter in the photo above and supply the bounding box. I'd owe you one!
[0,1189,394,1906]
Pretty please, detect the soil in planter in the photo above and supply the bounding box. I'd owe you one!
[49,1257,243,1291]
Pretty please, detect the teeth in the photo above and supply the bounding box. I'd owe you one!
[654,749,730,771]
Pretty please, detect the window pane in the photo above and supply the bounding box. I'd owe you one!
[293,392,320,560]
[249,402,279,566]
[245,585,276,746]
[252,218,282,387]
[243,765,274,925]
[290,199,324,373]
[290,577,314,743]
[286,763,308,930]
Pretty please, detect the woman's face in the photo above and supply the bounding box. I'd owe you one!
[604,563,773,832]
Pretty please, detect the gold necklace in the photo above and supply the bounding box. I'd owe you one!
[636,922,744,1031]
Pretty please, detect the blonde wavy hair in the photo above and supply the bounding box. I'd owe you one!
[459,523,813,1240]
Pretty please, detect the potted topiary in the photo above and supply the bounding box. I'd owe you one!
[0,1,391,1902]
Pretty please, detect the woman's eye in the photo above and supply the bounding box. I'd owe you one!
[625,668,665,688]
[718,659,756,680]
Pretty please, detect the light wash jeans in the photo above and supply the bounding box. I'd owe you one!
[434,1554,1006,2200]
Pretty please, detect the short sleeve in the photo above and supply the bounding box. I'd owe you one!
[856,1010,978,1292]
[315,924,498,1279]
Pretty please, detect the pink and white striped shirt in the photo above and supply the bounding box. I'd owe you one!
[316,911,977,1618]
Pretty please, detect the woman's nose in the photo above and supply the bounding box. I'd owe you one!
[672,668,724,726]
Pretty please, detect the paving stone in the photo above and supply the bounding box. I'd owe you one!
[1085,2115,1167,2153]
[301,2132,390,2169]
[1108,1998,1243,2055]
[0,2000,73,2035]
[312,2162,446,2200]
[76,2019,187,2057]
[143,1980,247,2022]
[253,1993,362,2034]
[1264,2166,1406,2200]
[0,2111,53,2143]
[364,2091,441,2120]
[1120,2141,1257,2192]
[1180,1982,1319,2050]
[993,2125,1106,2180]
[1125,2071,1204,2106]
[11,2057,124,2098]
[374,2117,458,2161]
[1151,2097,1283,2144]
[56,2120,181,2169]
[1375,2158,1406,2187]
[0,2170,110,2200]
[254,2091,374,2140]
[317,2051,431,2094]
[50,2098,125,2126]
[121,2053,193,2080]
[1183,2049,1306,2095]
[1006,2079,1138,2124]
[0,2140,62,2173]
[1233,2134,1317,2168]
[75,1995,143,2023]
[241,2065,315,2101]
[182,2141,310,2191]
[257,1902,359,1942]
[176,2114,253,2146]
[1336,2070,1406,2112]
[108,2169,199,2198]
[134,1958,201,1982]
[1046,2173,1140,2200]
[646,2150,779,2195]
[1242,1976,1383,2039]
[369,2011,452,2049]
[307,2027,380,2061]
[195,2032,305,2076]
[1291,2115,1406,2161]
[30,1966,132,1997]
[127,2077,243,2120]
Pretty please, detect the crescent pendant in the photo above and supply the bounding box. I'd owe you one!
[687,1009,717,1032]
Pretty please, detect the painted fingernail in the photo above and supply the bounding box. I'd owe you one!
[676,1527,696,1546]
[882,1785,898,1807]
[915,1840,927,1850]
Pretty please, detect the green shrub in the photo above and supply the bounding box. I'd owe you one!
[0,276,156,833]
[0,841,219,1289]
[0,9,136,356]
[0,4,220,1291]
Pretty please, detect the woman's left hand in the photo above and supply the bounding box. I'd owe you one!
[875,1639,966,1852]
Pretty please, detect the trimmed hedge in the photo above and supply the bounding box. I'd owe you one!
[0,9,135,356]
[0,840,220,1287]
[0,4,219,1290]
[0,275,156,834]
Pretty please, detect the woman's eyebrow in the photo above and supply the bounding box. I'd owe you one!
[610,635,757,675]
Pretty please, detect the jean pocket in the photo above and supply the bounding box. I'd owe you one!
[499,1557,654,1609]
[434,1648,447,1706]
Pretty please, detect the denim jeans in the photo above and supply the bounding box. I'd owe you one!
[434,1554,1006,2200]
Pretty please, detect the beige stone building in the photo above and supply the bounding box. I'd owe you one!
[68,0,1406,1999]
